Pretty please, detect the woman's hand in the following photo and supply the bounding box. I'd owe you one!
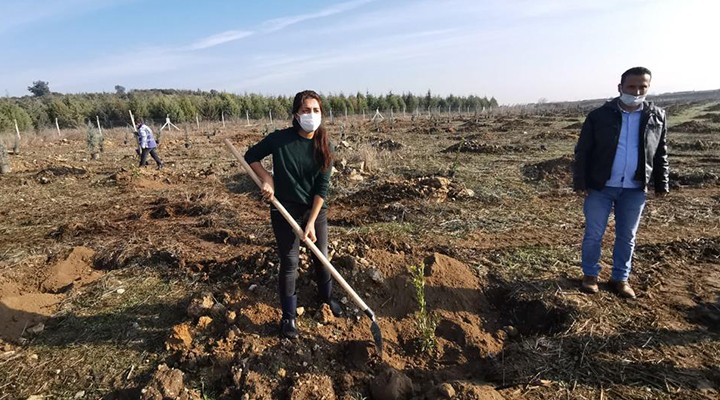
[260,179,275,201]
[304,222,317,243]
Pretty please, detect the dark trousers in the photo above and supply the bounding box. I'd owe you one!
[139,148,162,167]
[271,202,331,319]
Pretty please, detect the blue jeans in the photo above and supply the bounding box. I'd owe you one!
[581,187,646,282]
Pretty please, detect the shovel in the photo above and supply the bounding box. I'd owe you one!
[224,139,383,354]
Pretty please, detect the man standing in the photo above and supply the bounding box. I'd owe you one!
[136,120,164,169]
[573,67,669,298]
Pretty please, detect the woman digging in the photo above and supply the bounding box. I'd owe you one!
[244,90,342,339]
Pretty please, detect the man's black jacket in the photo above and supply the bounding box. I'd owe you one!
[573,98,669,193]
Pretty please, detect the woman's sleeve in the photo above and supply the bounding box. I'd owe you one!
[313,142,334,199]
[244,134,274,163]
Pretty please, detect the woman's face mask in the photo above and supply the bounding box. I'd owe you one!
[297,112,322,132]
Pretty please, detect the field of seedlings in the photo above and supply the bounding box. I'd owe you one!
[0,100,719,399]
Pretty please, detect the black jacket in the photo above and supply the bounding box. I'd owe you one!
[573,98,669,193]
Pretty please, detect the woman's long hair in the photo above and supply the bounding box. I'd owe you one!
[292,90,332,171]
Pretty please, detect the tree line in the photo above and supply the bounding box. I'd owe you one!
[1,82,498,133]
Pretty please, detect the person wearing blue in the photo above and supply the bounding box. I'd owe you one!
[573,67,669,298]
[244,90,342,339]
[135,120,163,169]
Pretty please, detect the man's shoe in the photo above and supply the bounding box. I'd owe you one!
[609,280,636,299]
[580,275,599,294]
[324,299,343,317]
[280,318,299,339]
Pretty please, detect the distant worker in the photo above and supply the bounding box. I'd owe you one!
[135,120,164,169]
[573,66,669,299]
[244,90,342,339]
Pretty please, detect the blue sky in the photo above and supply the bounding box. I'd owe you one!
[1,0,718,104]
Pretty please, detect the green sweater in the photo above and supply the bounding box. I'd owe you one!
[244,127,331,207]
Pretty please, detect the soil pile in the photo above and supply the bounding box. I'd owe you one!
[670,120,714,133]
[0,246,102,343]
[522,155,574,186]
[442,140,527,154]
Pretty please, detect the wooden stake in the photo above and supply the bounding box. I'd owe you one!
[195,114,200,130]
[13,119,20,154]
[129,110,136,130]
[55,118,61,136]
[96,115,102,134]
[222,111,226,128]
[269,110,273,125]
[246,110,250,126]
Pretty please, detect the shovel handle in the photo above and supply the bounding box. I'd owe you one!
[224,139,377,320]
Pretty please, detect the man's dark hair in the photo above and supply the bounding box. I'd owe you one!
[621,67,652,84]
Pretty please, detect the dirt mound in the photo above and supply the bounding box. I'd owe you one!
[148,198,213,219]
[670,120,714,133]
[410,124,456,135]
[458,121,491,132]
[289,373,336,399]
[35,165,87,184]
[0,246,102,343]
[41,246,101,293]
[140,364,200,400]
[370,368,413,400]
[696,112,720,123]
[531,131,576,140]
[37,165,87,177]
[340,176,474,206]
[669,170,719,187]
[704,103,720,112]
[442,140,527,154]
[423,253,503,351]
[371,138,404,151]
[562,121,583,130]
[672,140,720,151]
[522,155,574,187]
[496,118,532,132]
[635,237,720,264]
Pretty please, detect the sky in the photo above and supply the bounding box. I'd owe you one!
[1,0,718,104]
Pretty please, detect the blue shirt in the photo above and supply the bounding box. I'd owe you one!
[606,104,643,188]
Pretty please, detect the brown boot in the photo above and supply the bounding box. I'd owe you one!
[580,275,599,294]
[609,280,636,299]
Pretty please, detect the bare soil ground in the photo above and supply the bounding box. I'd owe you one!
[1,102,719,399]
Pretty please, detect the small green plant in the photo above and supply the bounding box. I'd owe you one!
[409,263,438,354]
[448,136,465,178]
[86,121,103,160]
[349,392,368,400]
[0,143,10,174]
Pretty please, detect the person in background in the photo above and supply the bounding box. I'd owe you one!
[244,90,342,339]
[573,66,669,299]
[136,119,163,169]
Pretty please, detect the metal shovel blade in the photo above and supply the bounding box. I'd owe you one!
[370,320,383,354]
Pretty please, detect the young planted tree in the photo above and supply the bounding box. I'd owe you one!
[409,264,438,354]
[86,121,103,160]
[0,143,10,174]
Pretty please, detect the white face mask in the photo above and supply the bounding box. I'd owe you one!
[297,112,322,132]
[619,92,646,107]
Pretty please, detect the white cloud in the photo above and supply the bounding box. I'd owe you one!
[260,0,377,32]
[0,0,133,34]
[187,30,255,51]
